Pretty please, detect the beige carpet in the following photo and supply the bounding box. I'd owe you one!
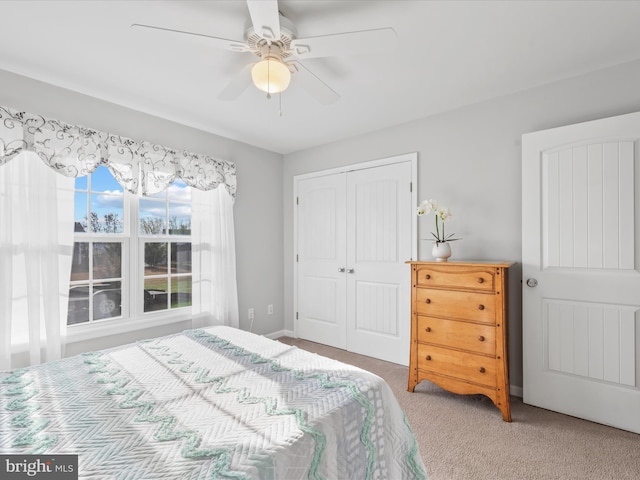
[278,337,640,480]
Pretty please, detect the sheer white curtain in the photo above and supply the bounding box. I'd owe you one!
[0,104,239,371]
[0,152,75,371]
[191,186,239,328]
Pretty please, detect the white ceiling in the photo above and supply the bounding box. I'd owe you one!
[2,1,640,154]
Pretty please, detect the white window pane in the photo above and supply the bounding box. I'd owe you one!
[70,242,90,281]
[144,277,168,312]
[93,281,122,320]
[171,242,191,274]
[90,193,124,233]
[68,284,90,325]
[140,198,166,234]
[172,275,192,308]
[94,242,122,279]
[168,203,191,234]
[74,192,88,231]
[145,242,168,274]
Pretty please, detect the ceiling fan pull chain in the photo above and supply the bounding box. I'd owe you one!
[266,45,272,99]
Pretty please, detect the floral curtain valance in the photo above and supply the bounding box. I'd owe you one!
[0,105,236,198]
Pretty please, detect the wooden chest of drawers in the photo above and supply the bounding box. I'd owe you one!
[407,261,513,421]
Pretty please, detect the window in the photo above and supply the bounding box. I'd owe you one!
[67,166,192,326]
[140,184,192,313]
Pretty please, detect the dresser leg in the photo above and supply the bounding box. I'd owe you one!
[498,400,512,422]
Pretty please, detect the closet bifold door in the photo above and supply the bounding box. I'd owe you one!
[296,156,414,366]
[296,172,348,350]
[344,162,412,365]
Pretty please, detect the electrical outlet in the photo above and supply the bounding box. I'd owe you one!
[248,308,255,320]
[267,304,274,315]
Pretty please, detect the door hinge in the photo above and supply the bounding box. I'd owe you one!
[296,196,299,205]
[410,182,413,193]
[296,254,299,262]
[296,312,299,320]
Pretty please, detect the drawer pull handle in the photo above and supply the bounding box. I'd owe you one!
[478,304,485,310]
[425,298,431,304]
[425,355,432,361]
[478,277,484,283]
[425,327,432,333]
[425,274,431,279]
[478,335,485,342]
[479,367,486,373]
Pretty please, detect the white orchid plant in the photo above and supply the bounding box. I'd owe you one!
[417,199,460,243]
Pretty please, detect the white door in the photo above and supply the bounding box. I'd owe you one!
[522,112,640,434]
[345,163,413,364]
[296,157,415,365]
[297,173,347,350]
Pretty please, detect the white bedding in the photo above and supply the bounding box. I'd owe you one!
[0,326,427,479]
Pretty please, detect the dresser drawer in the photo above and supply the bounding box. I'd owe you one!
[416,315,496,355]
[415,288,496,323]
[417,344,496,388]
[415,265,496,292]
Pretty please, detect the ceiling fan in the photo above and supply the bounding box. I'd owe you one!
[131,0,397,105]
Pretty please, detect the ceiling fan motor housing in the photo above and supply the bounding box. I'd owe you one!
[244,15,297,59]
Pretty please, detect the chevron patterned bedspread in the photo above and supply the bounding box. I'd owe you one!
[0,326,427,479]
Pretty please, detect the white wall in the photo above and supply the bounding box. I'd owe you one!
[0,69,285,357]
[6,56,640,389]
[283,58,640,390]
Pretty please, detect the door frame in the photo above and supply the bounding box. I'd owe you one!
[293,152,418,339]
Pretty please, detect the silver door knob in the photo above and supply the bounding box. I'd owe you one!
[347,268,355,274]
[338,267,345,273]
[526,278,538,287]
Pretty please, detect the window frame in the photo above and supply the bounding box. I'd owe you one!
[138,183,193,315]
[67,167,193,341]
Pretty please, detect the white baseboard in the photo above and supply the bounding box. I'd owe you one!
[264,329,295,340]
[510,385,523,398]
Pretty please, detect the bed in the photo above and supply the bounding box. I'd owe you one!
[0,326,427,479]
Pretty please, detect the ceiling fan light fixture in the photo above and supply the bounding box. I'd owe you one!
[251,55,291,94]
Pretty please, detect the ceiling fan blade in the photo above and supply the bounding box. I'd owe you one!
[288,61,340,105]
[131,23,250,53]
[246,0,281,41]
[290,27,397,59]
[217,63,255,101]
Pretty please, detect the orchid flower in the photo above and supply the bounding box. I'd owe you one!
[417,200,460,243]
